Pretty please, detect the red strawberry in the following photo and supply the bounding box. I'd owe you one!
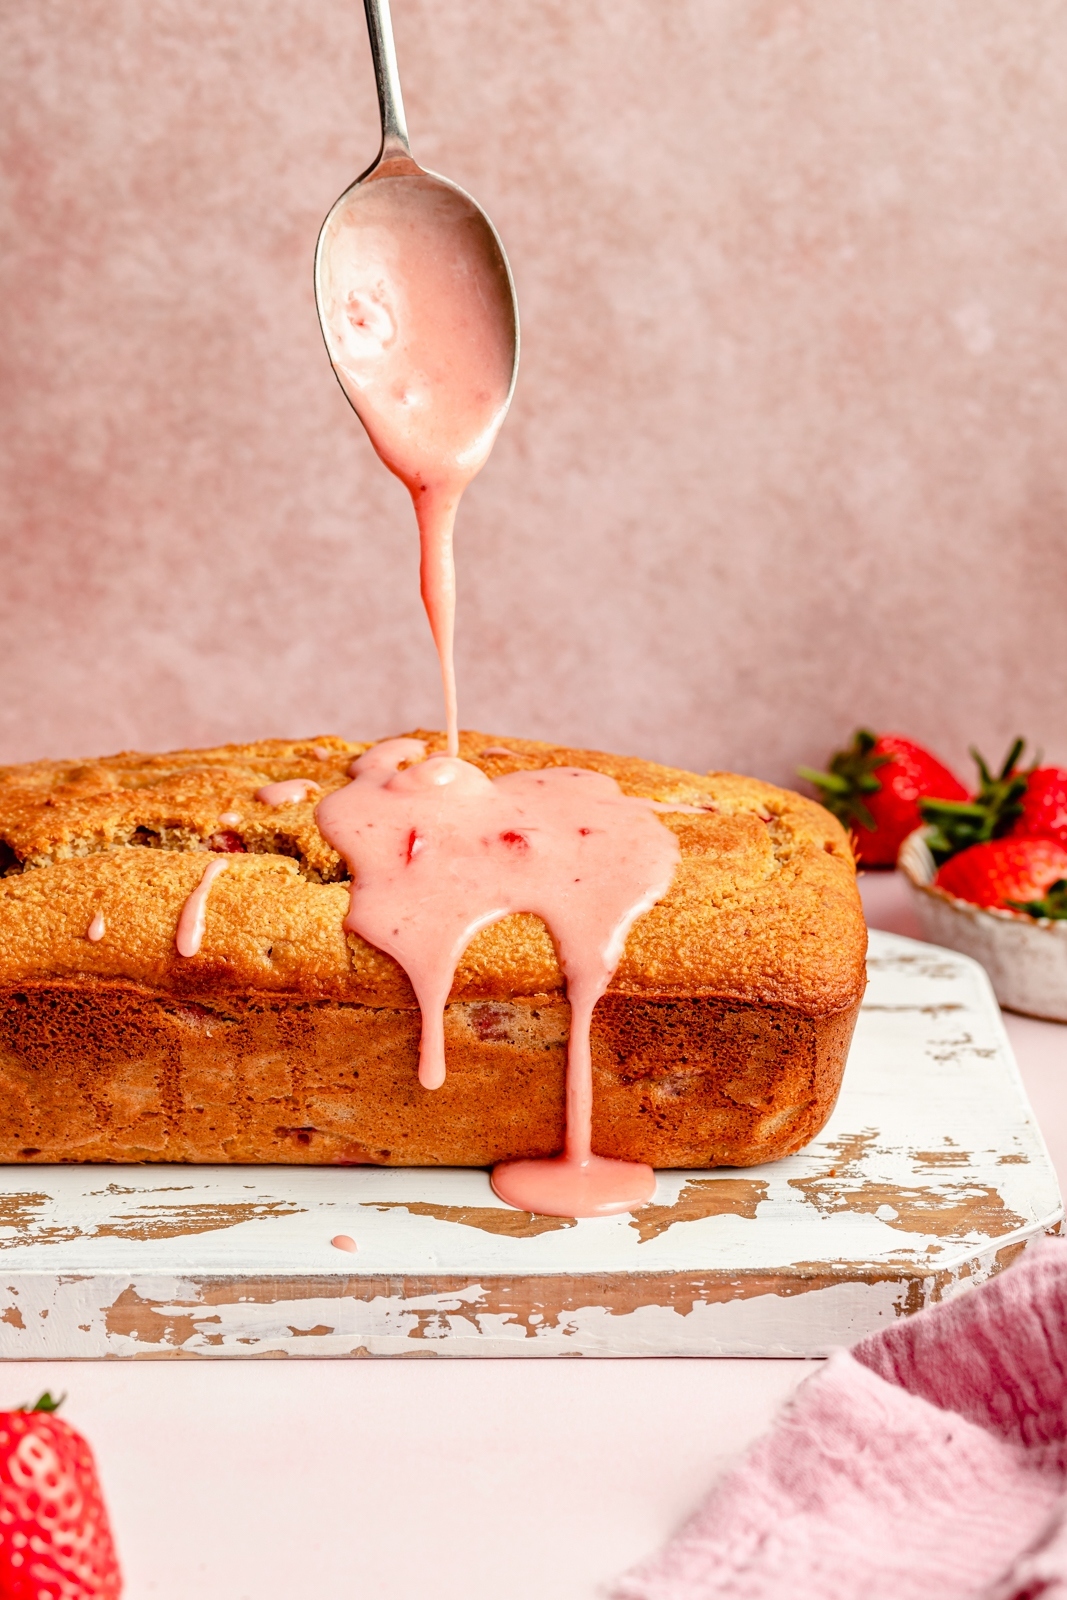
[935,837,1067,911]
[1011,767,1067,850]
[799,730,967,867]
[206,830,246,854]
[0,1392,122,1598]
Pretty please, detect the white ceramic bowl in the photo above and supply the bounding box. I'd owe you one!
[898,828,1067,1022]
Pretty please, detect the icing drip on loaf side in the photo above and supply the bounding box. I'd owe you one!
[316,739,679,1217]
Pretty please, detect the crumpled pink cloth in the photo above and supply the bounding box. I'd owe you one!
[613,1238,1067,1600]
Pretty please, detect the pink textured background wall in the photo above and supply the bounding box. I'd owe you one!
[2,0,1066,787]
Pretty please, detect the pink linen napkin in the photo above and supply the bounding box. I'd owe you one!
[613,1238,1067,1600]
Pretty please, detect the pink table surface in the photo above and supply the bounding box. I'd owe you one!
[1,873,1062,1600]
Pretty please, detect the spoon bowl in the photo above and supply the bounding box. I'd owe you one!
[314,0,519,463]
[313,0,519,757]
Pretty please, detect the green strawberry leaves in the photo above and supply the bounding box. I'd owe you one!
[797,728,890,833]
[22,1391,66,1414]
[920,738,1031,865]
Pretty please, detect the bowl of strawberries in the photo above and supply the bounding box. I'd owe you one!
[803,732,1067,1022]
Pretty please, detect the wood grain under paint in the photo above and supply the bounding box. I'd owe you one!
[0,1193,50,1233]
[789,1174,1027,1238]
[98,1261,987,1352]
[789,1126,1028,1239]
[0,1195,306,1248]
[91,1200,306,1242]
[359,1202,576,1237]
[628,1179,769,1243]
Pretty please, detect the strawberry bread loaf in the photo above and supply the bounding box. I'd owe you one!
[0,732,866,1168]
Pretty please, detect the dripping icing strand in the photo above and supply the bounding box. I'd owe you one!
[176,858,230,958]
[315,740,679,1217]
[86,912,105,943]
[317,178,514,757]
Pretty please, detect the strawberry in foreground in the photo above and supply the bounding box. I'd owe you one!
[799,730,967,867]
[935,837,1067,913]
[0,1392,122,1598]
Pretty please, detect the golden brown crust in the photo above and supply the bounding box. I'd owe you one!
[0,983,858,1168]
[0,732,867,1168]
[0,730,866,1015]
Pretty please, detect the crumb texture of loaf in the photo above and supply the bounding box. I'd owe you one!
[0,732,867,1168]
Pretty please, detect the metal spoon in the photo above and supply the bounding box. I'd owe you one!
[314,0,520,434]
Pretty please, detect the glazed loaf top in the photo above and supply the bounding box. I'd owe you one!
[0,732,866,1016]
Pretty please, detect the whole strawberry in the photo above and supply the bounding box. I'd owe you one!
[935,837,1067,912]
[799,730,967,867]
[0,1392,122,1598]
[1011,766,1067,850]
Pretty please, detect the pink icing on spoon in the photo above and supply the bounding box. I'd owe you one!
[175,858,230,958]
[315,739,678,1217]
[86,912,105,943]
[255,779,322,806]
[317,176,515,757]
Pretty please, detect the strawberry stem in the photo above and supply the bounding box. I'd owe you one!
[798,729,891,834]
[22,1391,65,1413]
[920,738,1031,865]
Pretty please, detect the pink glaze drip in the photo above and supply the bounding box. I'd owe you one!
[315,739,679,1217]
[317,176,514,757]
[218,811,242,827]
[331,1234,358,1253]
[175,858,230,958]
[255,779,321,806]
[480,746,519,759]
[86,912,105,943]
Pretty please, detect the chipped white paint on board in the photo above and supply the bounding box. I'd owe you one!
[0,932,1059,1359]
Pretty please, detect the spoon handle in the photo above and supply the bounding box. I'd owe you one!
[363,0,412,160]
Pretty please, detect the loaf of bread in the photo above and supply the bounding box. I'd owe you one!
[0,732,866,1168]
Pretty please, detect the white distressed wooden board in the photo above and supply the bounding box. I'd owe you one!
[0,931,1059,1359]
